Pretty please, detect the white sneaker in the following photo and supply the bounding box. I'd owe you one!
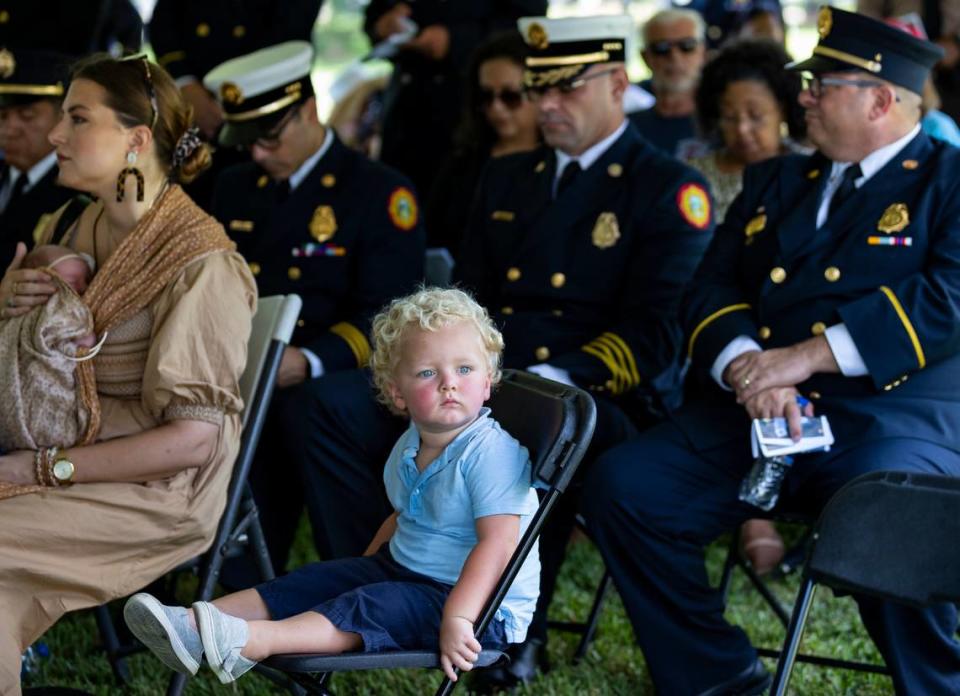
[123,593,202,675]
[192,600,257,684]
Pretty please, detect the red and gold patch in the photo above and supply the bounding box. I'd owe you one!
[388,187,418,231]
[677,183,711,230]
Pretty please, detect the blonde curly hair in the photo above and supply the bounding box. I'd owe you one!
[370,286,504,414]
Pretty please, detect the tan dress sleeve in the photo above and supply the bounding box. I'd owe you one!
[142,250,257,426]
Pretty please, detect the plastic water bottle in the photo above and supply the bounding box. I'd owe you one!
[20,642,50,678]
[739,455,793,511]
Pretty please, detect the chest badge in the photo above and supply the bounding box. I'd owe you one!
[877,203,909,234]
[310,205,338,243]
[744,213,766,244]
[592,212,621,249]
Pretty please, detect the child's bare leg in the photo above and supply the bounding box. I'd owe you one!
[242,612,362,661]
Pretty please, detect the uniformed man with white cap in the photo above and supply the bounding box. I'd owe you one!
[204,41,425,577]
[462,14,716,688]
[583,8,960,693]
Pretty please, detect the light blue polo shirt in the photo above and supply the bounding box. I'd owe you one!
[384,407,541,644]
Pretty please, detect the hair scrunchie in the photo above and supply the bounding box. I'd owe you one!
[172,126,202,168]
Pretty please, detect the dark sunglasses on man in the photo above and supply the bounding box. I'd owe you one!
[479,87,526,110]
[648,37,700,56]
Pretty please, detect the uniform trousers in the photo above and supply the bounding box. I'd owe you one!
[581,417,960,695]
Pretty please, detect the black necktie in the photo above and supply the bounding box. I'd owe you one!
[2,173,27,213]
[828,164,862,218]
[556,161,582,198]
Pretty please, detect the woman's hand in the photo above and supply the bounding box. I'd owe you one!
[439,614,480,681]
[0,243,56,319]
[0,450,38,485]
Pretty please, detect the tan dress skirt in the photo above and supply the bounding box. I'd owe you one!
[0,202,256,694]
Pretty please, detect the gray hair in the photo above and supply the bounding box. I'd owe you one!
[642,8,706,48]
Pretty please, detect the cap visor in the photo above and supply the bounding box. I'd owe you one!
[785,54,854,74]
[217,120,270,148]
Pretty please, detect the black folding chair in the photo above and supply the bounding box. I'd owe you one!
[263,369,597,696]
[770,470,960,694]
[94,294,302,695]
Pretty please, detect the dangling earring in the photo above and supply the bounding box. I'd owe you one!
[117,150,144,202]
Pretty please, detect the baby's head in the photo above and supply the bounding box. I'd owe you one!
[22,245,95,295]
[371,287,504,430]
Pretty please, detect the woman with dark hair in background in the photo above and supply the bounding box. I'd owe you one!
[425,31,540,254]
[0,54,255,693]
[687,39,807,223]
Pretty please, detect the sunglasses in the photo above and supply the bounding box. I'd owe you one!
[525,68,618,100]
[120,53,159,129]
[648,37,701,56]
[479,87,526,110]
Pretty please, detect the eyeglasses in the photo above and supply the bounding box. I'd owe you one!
[525,68,619,100]
[121,53,159,129]
[802,75,887,99]
[254,106,300,150]
[647,38,701,56]
[479,87,526,110]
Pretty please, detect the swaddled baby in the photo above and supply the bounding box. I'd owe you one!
[0,245,100,452]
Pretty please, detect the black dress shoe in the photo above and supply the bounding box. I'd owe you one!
[697,659,772,696]
[469,638,549,693]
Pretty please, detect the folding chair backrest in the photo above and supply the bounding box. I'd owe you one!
[807,470,960,606]
[238,295,303,428]
[486,370,595,494]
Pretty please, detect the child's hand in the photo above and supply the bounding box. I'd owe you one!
[438,615,481,681]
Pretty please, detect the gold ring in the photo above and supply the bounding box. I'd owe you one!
[741,377,751,388]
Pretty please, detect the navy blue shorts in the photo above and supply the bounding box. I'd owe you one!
[255,545,508,653]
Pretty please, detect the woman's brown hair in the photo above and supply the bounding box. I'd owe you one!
[70,54,211,183]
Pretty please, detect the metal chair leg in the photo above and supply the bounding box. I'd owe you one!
[573,571,613,663]
[770,578,817,696]
[93,605,131,685]
[718,534,740,603]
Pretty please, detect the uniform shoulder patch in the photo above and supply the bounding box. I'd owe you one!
[388,187,419,231]
[677,183,711,230]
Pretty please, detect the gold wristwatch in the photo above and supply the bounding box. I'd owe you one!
[51,452,76,486]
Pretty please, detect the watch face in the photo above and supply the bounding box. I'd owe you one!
[52,459,74,482]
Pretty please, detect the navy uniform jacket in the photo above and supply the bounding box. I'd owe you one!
[457,125,715,414]
[682,131,960,453]
[212,134,425,373]
[149,0,323,80]
[0,167,74,266]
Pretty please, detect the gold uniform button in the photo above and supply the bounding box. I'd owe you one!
[257,175,269,188]
[884,384,894,391]
[552,309,563,317]
[506,267,521,282]
[0,10,9,23]
[501,306,514,315]
[809,391,822,400]
[551,272,566,288]
[232,24,246,38]
[535,346,550,361]
[321,174,336,188]
[811,321,827,336]
[770,267,787,284]
[901,374,909,382]
[758,326,771,340]
[248,262,261,276]
[196,22,211,37]
[824,266,841,282]
[297,319,305,328]
[288,266,302,281]
[535,161,546,173]
[607,163,623,178]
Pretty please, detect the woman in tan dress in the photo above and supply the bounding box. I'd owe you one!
[0,54,256,694]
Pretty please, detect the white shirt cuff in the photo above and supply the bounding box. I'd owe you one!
[175,75,199,89]
[301,348,325,379]
[824,323,868,376]
[526,363,575,387]
[711,336,763,390]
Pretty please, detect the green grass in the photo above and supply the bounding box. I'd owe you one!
[25,522,893,695]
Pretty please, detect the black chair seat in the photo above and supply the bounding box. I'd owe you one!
[265,648,506,673]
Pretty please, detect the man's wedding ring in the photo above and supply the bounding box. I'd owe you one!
[741,377,751,388]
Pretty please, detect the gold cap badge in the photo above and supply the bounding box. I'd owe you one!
[817,7,833,39]
[592,212,621,249]
[309,205,338,243]
[527,22,548,50]
[878,203,909,234]
[0,49,15,79]
[220,81,243,105]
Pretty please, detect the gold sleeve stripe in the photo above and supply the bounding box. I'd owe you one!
[687,303,752,358]
[601,332,640,385]
[330,322,371,367]
[593,335,638,391]
[879,286,926,369]
[582,344,629,394]
[157,51,187,67]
